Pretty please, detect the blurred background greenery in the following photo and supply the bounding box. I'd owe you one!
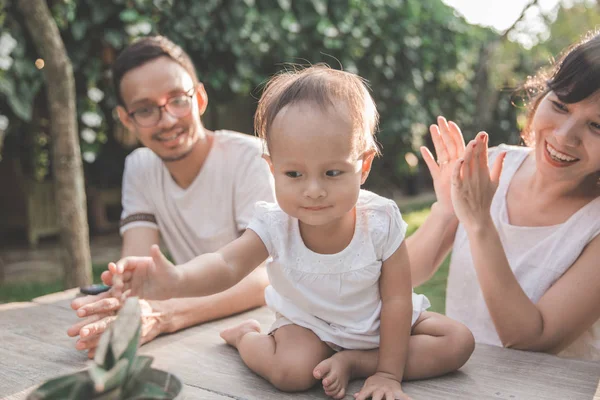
[2,0,599,195]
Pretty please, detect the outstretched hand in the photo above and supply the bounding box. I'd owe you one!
[451,132,506,232]
[109,244,181,301]
[420,116,466,217]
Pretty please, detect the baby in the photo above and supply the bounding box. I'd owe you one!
[110,65,475,399]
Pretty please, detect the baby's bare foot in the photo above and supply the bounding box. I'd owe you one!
[313,352,353,399]
[219,319,261,348]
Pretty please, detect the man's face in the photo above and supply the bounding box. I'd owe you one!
[117,56,207,162]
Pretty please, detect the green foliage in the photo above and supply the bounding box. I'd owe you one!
[27,298,182,400]
[1,0,495,187]
[154,0,498,189]
[4,0,597,188]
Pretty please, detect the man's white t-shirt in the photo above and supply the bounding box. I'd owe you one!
[119,130,275,264]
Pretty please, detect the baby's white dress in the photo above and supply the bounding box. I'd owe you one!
[446,144,600,360]
[247,190,430,350]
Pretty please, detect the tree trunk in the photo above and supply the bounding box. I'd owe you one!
[17,0,92,287]
[473,42,500,133]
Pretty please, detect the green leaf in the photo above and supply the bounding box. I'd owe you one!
[276,0,291,11]
[7,93,32,121]
[120,9,140,23]
[110,297,142,362]
[27,371,93,400]
[90,2,115,24]
[104,30,124,49]
[88,358,130,393]
[126,355,154,381]
[0,77,15,97]
[94,324,113,369]
[71,20,88,41]
[310,0,327,16]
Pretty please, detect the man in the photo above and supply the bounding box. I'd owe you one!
[67,36,275,358]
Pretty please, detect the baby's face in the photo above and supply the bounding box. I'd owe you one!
[266,102,369,228]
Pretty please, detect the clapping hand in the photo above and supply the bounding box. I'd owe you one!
[420,116,466,217]
[451,132,506,232]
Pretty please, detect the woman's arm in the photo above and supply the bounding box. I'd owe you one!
[453,133,600,351]
[406,203,458,286]
[469,223,600,351]
[409,116,465,286]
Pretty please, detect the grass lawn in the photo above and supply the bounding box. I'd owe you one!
[0,264,107,303]
[0,206,449,313]
[403,207,449,314]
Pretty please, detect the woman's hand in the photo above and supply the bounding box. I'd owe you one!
[354,372,411,400]
[451,132,506,232]
[420,116,466,217]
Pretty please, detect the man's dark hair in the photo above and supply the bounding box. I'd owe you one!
[112,36,198,106]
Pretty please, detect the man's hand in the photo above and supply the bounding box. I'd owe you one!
[68,292,171,359]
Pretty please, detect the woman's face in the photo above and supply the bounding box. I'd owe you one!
[531,91,600,188]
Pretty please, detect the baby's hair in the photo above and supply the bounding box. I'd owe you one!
[255,64,380,156]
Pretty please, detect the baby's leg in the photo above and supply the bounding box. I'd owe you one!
[402,311,475,379]
[220,320,334,392]
[314,349,375,399]
[314,311,474,395]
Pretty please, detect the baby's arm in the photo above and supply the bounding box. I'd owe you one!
[355,241,413,400]
[111,229,269,301]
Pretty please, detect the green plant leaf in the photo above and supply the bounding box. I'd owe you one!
[110,297,142,362]
[103,30,124,49]
[27,371,93,400]
[127,355,154,380]
[88,358,130,393]
[7,92,33,121]
[71,20,88,40]
[119,9,139,22]
[94,324,113,369]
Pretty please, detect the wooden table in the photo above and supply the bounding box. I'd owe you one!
[1,290,599,400]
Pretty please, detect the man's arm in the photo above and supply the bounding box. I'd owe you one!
[122,226,160,257]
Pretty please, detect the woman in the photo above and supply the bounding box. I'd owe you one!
[408,29,600,360]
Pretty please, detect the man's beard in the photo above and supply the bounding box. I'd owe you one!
[152,125,199,162]
[160,138,197,162]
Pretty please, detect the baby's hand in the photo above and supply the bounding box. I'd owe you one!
[354,372,411,400]
[109,244,181,301]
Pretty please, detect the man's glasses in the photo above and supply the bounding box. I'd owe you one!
[127,87,196,127]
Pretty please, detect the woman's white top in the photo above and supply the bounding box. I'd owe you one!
[446,144,600,360]
[247,190,430,350]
